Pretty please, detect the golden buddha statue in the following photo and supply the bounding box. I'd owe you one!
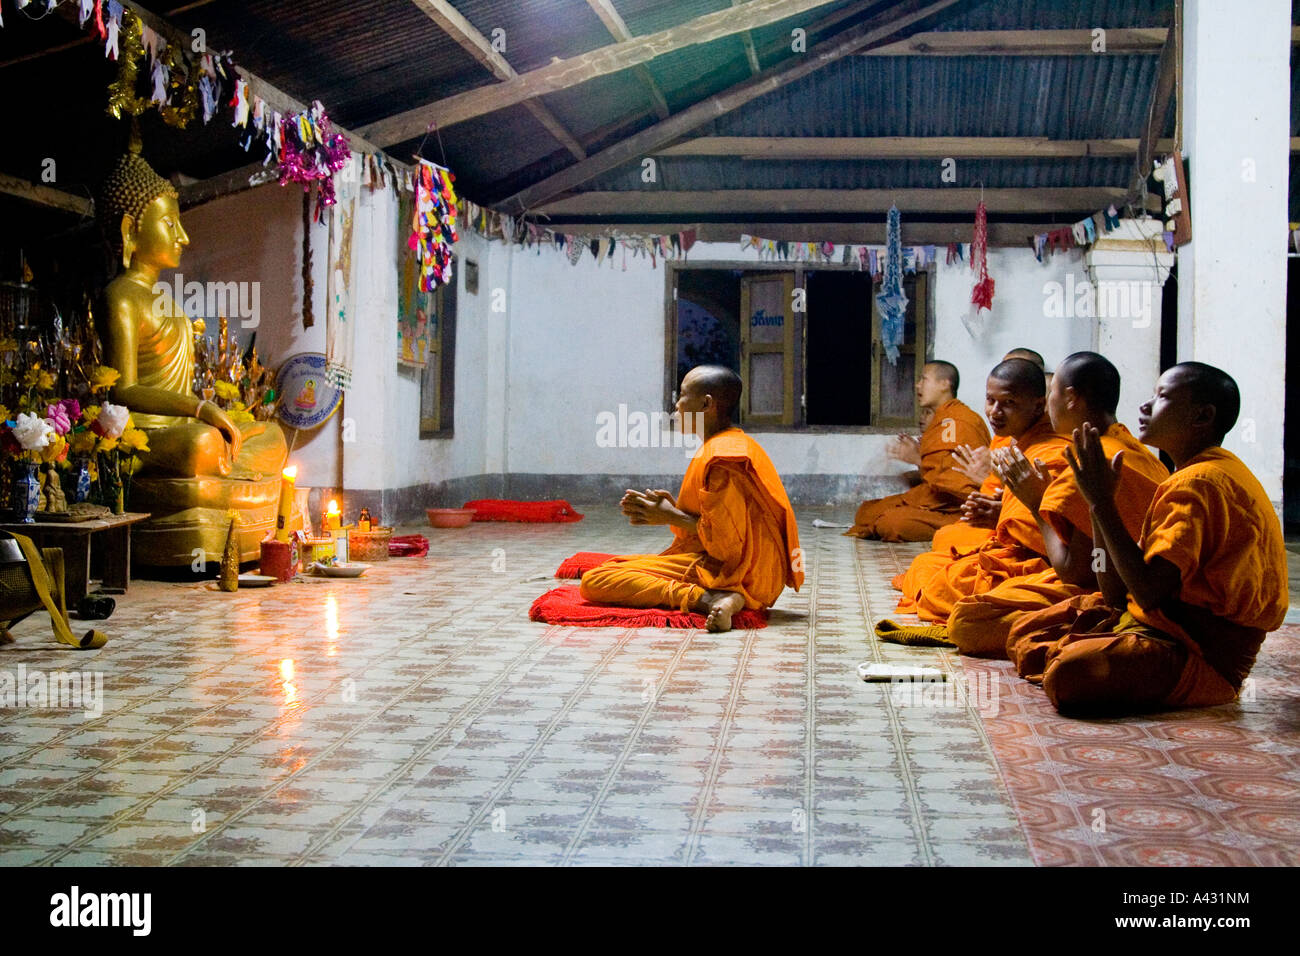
[98,137,297,564]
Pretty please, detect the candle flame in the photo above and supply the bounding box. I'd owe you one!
[283,466,298,480]
[327,499,340,514]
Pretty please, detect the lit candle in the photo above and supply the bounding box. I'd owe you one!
[275,466,297,542]
[324,498,342,534]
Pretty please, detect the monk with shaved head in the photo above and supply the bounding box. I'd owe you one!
[848,360,990,541]
[1007,362,1287,715]
[894,357,1066,619]
[580,365,802,632]
[926,348,1049,556]
[947,352,1168,656]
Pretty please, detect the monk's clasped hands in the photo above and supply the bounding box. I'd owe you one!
[960,490,1002,528]
[886,433,922,466]
[1064,423,1124,508]
[952,443,992,484]
[621,488,678,526]
[992,444,1050,513]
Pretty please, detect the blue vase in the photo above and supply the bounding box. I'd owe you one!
[12,461,39,523]
[73,456,91,503]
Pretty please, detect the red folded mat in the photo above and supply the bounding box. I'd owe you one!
[528,586,768,629]
[463,499,584,523]
[389,534,429,557]
[554,551,616,578]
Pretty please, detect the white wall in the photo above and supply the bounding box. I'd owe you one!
[1179,0,1289,507]
[171,171,490,505]
[499,239,1098,484]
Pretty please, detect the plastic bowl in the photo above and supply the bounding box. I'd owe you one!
[426,508,476,528]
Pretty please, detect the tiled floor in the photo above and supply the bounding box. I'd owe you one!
[0,508,1294,866]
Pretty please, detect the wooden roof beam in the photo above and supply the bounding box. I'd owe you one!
[0,172,93,217]
[656,136,1180,159]
[534,187,1157,217]
[500,0,965,214]
[863,25,1300,55]
[585,0,671,120]
[409,0,586,159]
[364,0,843,144]
[731,0,763,75]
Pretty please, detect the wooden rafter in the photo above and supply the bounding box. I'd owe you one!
[863,24,1300,55]
[731,0,762,75]
[408,0,586,159]
[501,0,965,215]
[534,188,1153,217]
[584,0,670,120]
[863,27,1166,55]
[176,162,281,210]
[550,221,1085,246]
[656,136,1180,160]
[0,172,93,217]
[362,0,843,145]
[1131,13,1179,198]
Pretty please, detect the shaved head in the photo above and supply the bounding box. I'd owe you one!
[925,360,960,395]
[685,365,743,422]
[1170,361,1240,443]
[1056,351,1121,415]
[989,358,1046,398]
[1003,348,1045,370]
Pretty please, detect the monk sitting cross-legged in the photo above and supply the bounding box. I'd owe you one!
[947,352,1168,657]
[893,358,1064,617]
[847,361,990,542]
[1006,363,1287,715]
[579,366,803,633]
[899,348,1047,565]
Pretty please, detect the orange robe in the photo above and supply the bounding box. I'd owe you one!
[949,423,1169,657]
[848,399,990,541]
[894,417,1067,623]
[1006,447,1288,713]
[915,434,1013,560]
[579,428,803,612]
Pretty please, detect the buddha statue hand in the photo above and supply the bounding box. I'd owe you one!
[196,400,243,464]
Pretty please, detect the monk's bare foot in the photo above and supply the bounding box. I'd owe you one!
[702,590,745,632]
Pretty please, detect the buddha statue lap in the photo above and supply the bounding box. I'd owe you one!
[97,141,300,564]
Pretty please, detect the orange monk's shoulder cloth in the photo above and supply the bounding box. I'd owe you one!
[1129,447,1287,687]
[666,428,804,599]
[900,398,992,509]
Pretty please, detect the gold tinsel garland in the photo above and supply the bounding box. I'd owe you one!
[106,11,198,128]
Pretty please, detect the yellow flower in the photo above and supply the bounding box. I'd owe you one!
[69,430,97,455]
[121,428,151,454]
[40,434,67,464]
[80,405,101,426]
[228,406,254,424]
[0,404,9,423]
[214,381,241,402]
[21,364,53,390]
[97,435,120,454]
[0,368,14,386]
[89,366,121,393]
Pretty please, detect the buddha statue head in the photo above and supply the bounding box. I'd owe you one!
[97,136,188,273]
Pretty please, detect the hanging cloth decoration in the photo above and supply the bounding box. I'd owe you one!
[875,204,908,366]
[970,201,994,312]
[278,101,351,216]
[410,158,459,290]
[325,153,359,389]
[964,200,995,338]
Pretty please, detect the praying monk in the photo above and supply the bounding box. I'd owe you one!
[894,358,1066,621]
[1007,363,1287,714]
[947,353,1168,656]
[847,361,990,541]
[579,366,802,632]
[916,348,1049,557]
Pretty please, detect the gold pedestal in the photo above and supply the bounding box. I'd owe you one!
[129,474,305,566]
